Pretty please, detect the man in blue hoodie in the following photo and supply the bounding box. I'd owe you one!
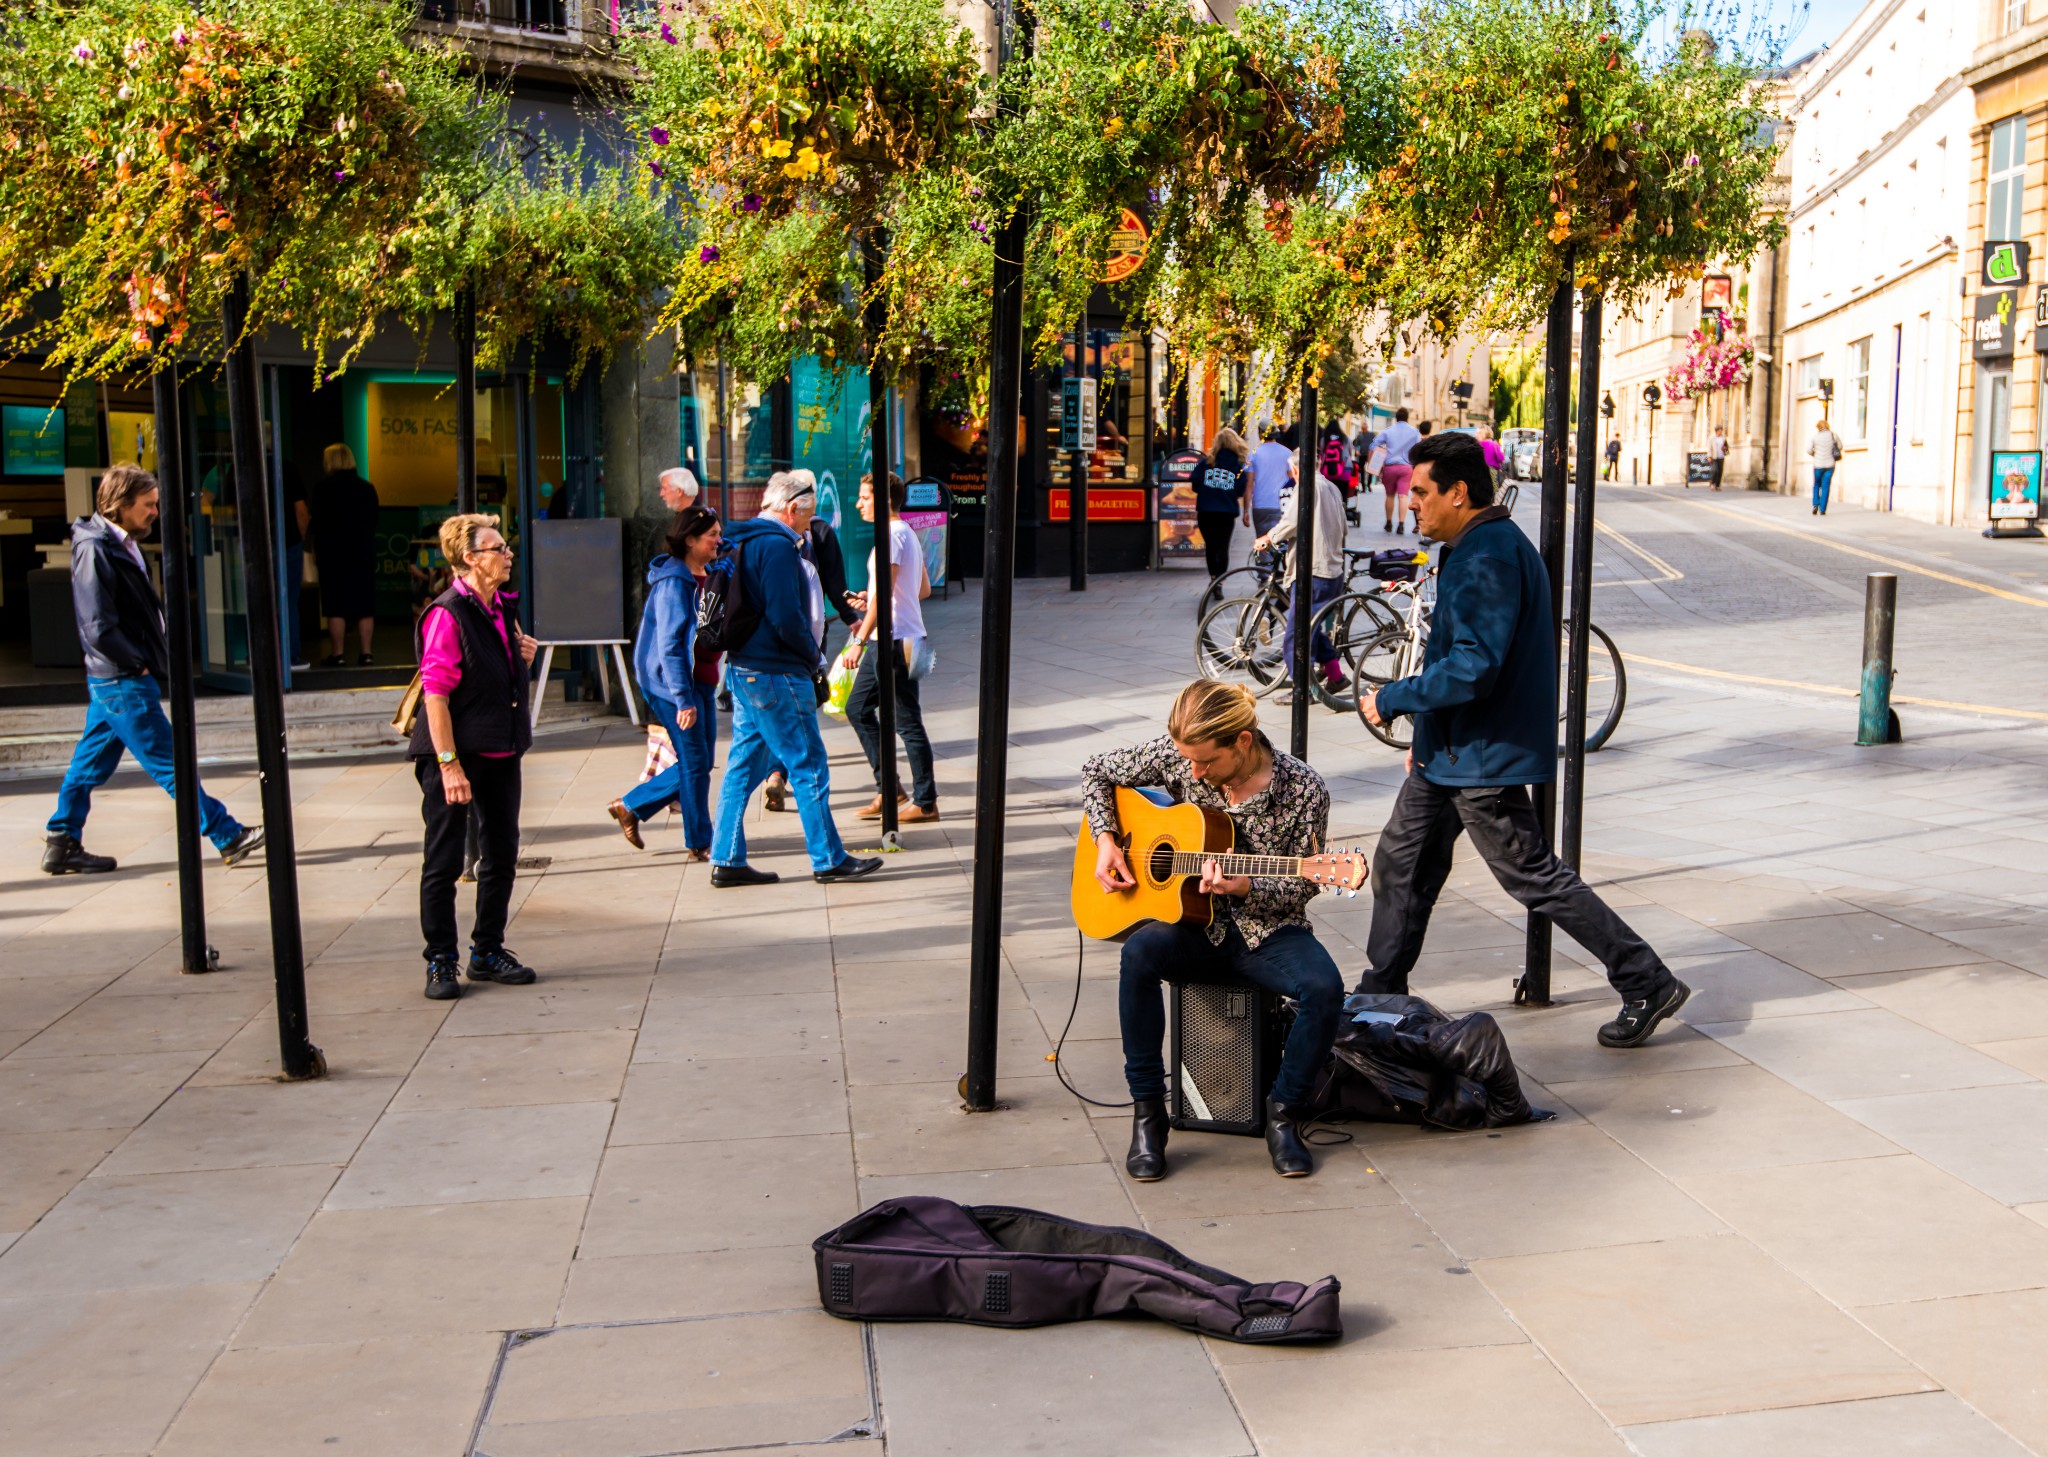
[707,475,881,886]
[1362,432,1688,1048]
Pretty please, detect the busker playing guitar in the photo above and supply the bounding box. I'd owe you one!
[1081,681,1347,1183]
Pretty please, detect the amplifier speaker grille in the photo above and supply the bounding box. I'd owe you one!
[1170,981,1282,1136]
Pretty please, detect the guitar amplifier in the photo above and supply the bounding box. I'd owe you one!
[1169,981,1286,1136]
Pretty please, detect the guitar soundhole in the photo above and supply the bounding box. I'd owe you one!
[1148,843,1176,884]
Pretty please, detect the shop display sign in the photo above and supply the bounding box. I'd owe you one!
[2034,287,2048,352]
[1049,487,1145,522]
[1059,377,1098,452]
[1983,241,2033,290]
[1974,290,2019,360]
[1156,447,1204,558]
[901,477,950,590]
[1,404,65,477]
[1989,450,2042,521]
[1101,208,1150,284]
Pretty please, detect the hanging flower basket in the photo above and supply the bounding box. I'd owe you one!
[1664,327,1754,401]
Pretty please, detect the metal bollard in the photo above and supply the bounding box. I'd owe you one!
[1856,572,1902,745]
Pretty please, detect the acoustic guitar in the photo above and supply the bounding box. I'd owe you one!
[1070,786,1368,940]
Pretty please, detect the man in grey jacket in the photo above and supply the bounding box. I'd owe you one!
[1257,466,1349,696]
[44,466,262,875]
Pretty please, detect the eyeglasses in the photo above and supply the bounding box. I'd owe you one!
[472,544,514,557]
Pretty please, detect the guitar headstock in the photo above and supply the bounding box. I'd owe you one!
[1303,847,1368,897]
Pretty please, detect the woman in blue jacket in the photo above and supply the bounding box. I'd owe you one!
[609,506,722,856]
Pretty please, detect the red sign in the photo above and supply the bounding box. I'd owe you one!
[1049,488,1147,522]
[1101,208,1150,284]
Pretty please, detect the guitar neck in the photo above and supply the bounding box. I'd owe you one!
[1166,853,1311,880]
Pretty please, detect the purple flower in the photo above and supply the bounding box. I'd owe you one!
[649,160,665,177]
[171,25,189,45]
[699,243,720,263]
[1684,152,1700,167]
[660,21,678,43]
[649,126,669,145]
[72,41,94,61]
[333,169,346,180]
[741,192,763,213]
[1099,18,1111,29]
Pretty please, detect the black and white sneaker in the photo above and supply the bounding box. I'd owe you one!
[220,826,266,867]
[424,956,462,1001]
[468,947,537,985]
[1598,979,1691,1048]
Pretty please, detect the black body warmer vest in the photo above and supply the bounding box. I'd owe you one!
[407,586,533,759]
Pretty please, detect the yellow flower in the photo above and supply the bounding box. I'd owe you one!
[748,119,764,134]
[1103,116,1123,139]
[763,137,792,159]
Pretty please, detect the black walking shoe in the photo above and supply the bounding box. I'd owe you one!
[1265,1097,1314,1178]
[41,834,115,875]
[814,855,883,884]
[468,947,537,985]
[1598,978,1692,1048]
[1126,1096,1169,1182]
[424,956,461,1000]
[710,863,780,888]
[220,826,266,868]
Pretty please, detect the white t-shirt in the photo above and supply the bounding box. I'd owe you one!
[866,519,926,643]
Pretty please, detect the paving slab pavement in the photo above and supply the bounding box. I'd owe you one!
[1,487,2047,1453]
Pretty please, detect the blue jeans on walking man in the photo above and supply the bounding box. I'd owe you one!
[1118,919,1344,1107]
[1812,467,1834,514]
[48,675,245,851]
[622,681,718,850]
[711,669,847,873]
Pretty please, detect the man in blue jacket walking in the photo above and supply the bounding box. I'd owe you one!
[1363,432,1688,1048]
[706,475,881,887]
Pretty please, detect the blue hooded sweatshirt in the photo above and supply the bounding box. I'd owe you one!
[632,554,697,706]
[718,515,823,678]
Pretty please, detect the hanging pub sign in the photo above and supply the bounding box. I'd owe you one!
[1701,274,1734,314]
[1975,289,2019,359]
[1101,208,1150,284]
[1982,240,2033,290]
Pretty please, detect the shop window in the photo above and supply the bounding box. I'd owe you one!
[1987,114,2026,244]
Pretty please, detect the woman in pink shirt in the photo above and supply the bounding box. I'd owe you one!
[408,513,540,1001]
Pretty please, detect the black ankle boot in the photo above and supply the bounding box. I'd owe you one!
[1265,1097,1313,1178]
[1126,1097,1169,1182]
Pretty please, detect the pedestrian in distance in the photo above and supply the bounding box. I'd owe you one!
[658,465,700,513]
[1476,424,1506,491]
[43,465,265,876]
[706,475,882,887]
[1603,434,1621,482]
[409,513,541,999]
[1255,455,1349,699]
[1361,432,1690,1048]
[758,467,860,814]
[1375,407,1422,535]
[311,443,381,667]
[1246,425,1297,543]
[609,505,723,859]
[843,471,940,824]
[1708,424,1728,490]
[1809,417,1842,515]
[1192,426,1251,580]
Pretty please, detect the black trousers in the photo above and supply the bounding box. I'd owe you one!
[418,753,521,963]
[1197,511,1238,578]
[1364,773,1671,1002]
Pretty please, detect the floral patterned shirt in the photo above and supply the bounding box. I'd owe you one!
[1080,734,1331,949]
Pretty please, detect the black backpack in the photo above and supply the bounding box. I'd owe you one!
[694,538,762,656]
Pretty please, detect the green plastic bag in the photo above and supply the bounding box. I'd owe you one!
[823,644,863,717]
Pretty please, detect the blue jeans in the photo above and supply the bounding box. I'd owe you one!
[48,675,243,851]
[711,669,847,873]
[1813,467,1834,514]
[1281,573,1345,679]
[1119,918,1344,1107]
[623,681,718,850]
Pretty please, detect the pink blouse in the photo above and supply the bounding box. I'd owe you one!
[420,578,515,757]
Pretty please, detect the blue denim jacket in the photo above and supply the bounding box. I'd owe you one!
[631,554,697,706]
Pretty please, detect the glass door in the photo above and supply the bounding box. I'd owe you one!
[186,369,296,692]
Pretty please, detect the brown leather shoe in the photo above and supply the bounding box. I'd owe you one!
[856,792,910,821]
[684,847,709,862]
[899,804,941,823]
[607,799,644,850]
[762,776,789,812]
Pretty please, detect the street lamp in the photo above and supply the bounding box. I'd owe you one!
[1642,381,1661,483]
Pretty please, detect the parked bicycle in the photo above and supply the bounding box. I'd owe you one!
[1195,544,1407,706]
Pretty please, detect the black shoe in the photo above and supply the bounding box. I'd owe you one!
[1598,978,1692,1048]
[1126,1096,1169,1181]
[1265,1097,1313,1177]
[814,856,883,883]
[1396,521,1406,536]
[220,825,265,868]
[357,653,374,667]
[468,947,537,985]
[424,956,461,1000]
[42,834,115,875]
[321,653,347,668]
[710,863,780,888]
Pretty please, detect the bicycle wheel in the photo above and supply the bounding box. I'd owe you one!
[1558,620,1627,752]
[1198,564,1265,620]
[1350,626,1414,750]
[1308,593,1403,711]
[1195,597,1286,692]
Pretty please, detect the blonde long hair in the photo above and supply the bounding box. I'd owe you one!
[1168,680,1264,748]
[1209,426,1250,461]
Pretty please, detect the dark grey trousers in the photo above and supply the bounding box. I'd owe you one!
[1363,773,1672,1002]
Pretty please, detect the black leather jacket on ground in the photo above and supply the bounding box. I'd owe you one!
[70,514,170,683]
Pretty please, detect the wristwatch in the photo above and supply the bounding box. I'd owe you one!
[436,750,458,766]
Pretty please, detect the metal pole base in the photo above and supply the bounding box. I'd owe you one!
[280,1045,329,1081]
[181,945,223,976]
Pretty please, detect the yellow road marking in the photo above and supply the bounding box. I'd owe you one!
[1592,518,1684,583]
[1681,497,2048,609]
[1630,652,2048,722]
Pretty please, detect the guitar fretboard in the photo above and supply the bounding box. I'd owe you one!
[1166,854,1312,879]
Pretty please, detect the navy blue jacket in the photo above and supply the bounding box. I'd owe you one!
[632,554,697,705]
[70,514,170,683]
[721,516,823,678]
[1377,507,1556,787]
